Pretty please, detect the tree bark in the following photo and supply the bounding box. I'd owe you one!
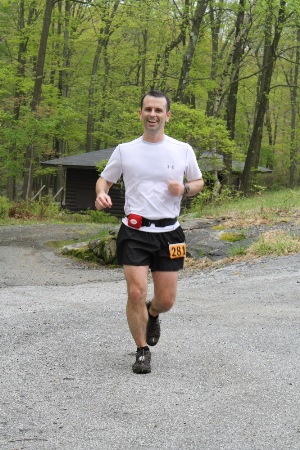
[240,0,286,194]
[7,0,37,199]
[86,0,120,152]
[151,2,189,91]
[223,0,247,187]
[22,0,54,199]
[206,0,224,117]
[289,27,300,187]
[175,0,209,104]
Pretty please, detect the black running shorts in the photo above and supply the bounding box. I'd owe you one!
[116,223,186,271]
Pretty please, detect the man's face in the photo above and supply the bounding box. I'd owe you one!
[139,95,171,135]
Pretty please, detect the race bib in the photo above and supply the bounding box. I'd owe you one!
[169,243,186,259]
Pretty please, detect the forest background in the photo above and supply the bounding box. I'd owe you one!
[1,0,300,203]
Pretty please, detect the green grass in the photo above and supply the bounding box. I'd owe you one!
[228,245,248,257]
[247,230,300,257]
[0,195,119,226]
[219,231,246,242]
[187,188,300,262]
[190,188,300,220]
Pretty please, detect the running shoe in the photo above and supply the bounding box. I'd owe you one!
[146,301,161,346]
[132,347,151,374]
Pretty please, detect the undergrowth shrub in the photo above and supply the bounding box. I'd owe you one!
[0,196,12,219]
[9,196,60,220]
[5,196,120,224]
[87,210,119,224]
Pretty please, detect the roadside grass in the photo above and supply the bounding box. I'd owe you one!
[0,196,119,226]
[246,230,300,257]
[183,188,300,268]
[46,227,110,250]
[184,229,300,270]
[190,188,300,226]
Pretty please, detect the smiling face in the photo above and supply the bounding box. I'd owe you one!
[139,95,171,142]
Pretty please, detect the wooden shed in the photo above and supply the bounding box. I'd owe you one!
[42,148,126,218]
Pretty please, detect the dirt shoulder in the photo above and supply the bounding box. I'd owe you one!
[0,223,124,287]
[1,219,300,287]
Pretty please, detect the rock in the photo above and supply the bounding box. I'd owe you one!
[88,235,117,265]
[181,218,219,231]
[61,242,89,254]
[184,227,229,260]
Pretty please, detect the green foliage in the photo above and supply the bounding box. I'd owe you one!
[0,0,300,197]
[260,144,275,169]
[87,210,119,224]
[95,159,109,176]
[190,178,237,215]
[8,196,61,220]
[102,102,238,159]
[189,188,300,222]
[167,104,237,157]
[0,195,120,225]
[0,196,12,219]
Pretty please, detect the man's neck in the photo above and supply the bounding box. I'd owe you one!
[142,132,165,143]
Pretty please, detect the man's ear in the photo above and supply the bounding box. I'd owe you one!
[166,111,171,122]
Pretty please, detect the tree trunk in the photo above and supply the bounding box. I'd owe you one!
[240,0,286,194]
[53,1,72,197]
[175,0,209,104]
[289,27,300,187]
[223,0,247,187]
[151,0,190,91]
[7,0,36,199]
[22,0,54,199]
[206,0,223,117]
[86,0,120,152]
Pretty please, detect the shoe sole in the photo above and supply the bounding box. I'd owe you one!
[132,367,151,374]
[147,337,159,346]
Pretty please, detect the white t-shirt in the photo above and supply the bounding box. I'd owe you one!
[101,135,202,232]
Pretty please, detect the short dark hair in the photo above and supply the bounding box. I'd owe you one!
[140,90,171,112]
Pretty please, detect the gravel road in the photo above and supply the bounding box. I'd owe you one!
[1,224,300,450]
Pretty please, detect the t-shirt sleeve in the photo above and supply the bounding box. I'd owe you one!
[100,146,122,183]
[185,145,202,181]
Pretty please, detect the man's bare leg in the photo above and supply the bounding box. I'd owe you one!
[123,265,149,347]
[146,271,178,346]
[150,271,178,316]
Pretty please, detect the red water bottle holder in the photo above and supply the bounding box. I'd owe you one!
[127,213,143,229]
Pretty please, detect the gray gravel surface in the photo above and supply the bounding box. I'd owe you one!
[1,224,300,450]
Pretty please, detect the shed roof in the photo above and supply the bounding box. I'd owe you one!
[42,148,115,169]
[42,149,272,174]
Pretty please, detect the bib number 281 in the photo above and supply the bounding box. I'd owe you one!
[169,243,186,259]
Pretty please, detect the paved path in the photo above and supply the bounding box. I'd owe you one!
[1,225,300,449]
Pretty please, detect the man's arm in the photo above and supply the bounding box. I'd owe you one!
[95,177,113,210]
[168,178,204,197]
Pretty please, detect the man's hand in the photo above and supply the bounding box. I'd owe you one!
[95,177,113,210]
[95,192,112,210]
[168,180,185,196]
[168,178,204,197]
